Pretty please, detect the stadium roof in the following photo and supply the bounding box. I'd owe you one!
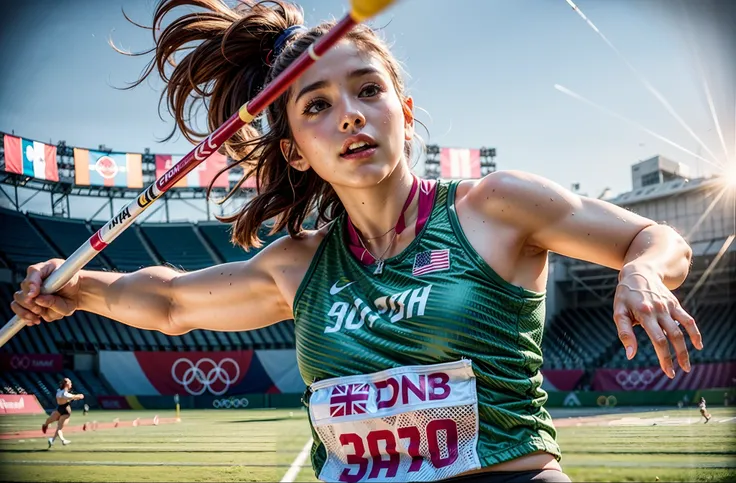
[607,175,725,206]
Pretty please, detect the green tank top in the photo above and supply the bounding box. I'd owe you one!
[293,180,561,475]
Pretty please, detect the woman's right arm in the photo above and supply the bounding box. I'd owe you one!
[11,235,310,336]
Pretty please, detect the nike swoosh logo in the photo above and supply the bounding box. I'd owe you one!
[330,281,355,295]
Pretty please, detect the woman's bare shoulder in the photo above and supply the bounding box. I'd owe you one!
[265,223,331,260]
[257,223,335,307]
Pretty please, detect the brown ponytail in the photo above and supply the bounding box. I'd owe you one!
[122,0,410,249]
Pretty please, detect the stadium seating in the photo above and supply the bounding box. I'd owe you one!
[199,222,285,263]
[87,221,158,272]
[0,208,59,272]
[542,301,736,370]
[0,369,111,409]
[139,223,218,270]
[198,222,249,262]
[28,213,109,271]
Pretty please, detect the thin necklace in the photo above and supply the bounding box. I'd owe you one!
[357,229,398,275]
[348,175,418,275]
[361,224,396,241]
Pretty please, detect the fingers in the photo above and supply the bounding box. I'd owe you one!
[14,261,62,325]
[23,263,49,297]
[637,302,675,378]
[21,259,62,296]
[672,304,703,351]
[11,301,40,325]
[13,290,41,315]
[613,304,638,360]
[11,292,70,325]
[38,306,65,323]
[659,313,690,374]
[36,296,75,318]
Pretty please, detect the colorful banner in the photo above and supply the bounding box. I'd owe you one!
[0,395,45,414]
[155,152,229,189]
[3,135,59,181]
[592,362,736,392]
[73,148,142,188]
[0,353,63,372]
[100,350,304,396]
[440,147,480,179]
[540,369,585,392]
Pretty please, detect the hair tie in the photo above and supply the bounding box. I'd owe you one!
[273,25,308,58]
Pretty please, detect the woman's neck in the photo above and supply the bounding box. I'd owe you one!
[334,164,418,254]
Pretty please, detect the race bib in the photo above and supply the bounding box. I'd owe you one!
[309,360,480,482]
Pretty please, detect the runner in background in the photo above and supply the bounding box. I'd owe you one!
[698,397,711,423]
[42,377,84,448]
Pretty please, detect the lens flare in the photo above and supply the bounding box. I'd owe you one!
[723,163,736,187]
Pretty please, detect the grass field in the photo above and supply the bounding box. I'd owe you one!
[1,406,734,482]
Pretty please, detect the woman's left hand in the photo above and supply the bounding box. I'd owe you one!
[612,267,703,378]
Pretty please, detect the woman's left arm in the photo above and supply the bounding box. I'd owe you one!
[470,170,703,378]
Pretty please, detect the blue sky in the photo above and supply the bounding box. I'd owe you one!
[1,0,734,209]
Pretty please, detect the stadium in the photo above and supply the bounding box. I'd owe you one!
[0,131,734,481]
[1,0,735,482]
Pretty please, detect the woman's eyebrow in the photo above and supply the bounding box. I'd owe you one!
[295,67,382,103]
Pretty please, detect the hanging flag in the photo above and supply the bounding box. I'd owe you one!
[440,148,481,179]
[3,135,59,181]
[74,149,142,188]
[154,152,229,189]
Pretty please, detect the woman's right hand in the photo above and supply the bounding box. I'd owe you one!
[11,259,81,326]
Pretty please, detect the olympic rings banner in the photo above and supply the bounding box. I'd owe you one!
[0,354,63,372]
[592,362,736,392]
[99,350,305,397]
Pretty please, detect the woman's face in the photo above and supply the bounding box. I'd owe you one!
[283,40,413,188]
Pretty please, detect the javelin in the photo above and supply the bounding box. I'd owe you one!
[0,0,396,348]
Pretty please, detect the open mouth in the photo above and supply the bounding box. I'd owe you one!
[341,141,377,156]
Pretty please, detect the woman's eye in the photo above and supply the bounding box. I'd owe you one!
[359,84,383,98]
[303,99,329,115]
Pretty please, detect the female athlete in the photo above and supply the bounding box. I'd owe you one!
[12,0,703,480]
[42,377,84,448]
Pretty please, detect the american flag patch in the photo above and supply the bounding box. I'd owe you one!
[329,383,370,417]
[412,249,451,276]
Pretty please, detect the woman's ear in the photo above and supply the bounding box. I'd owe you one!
[280,139,309,171]
[403,96,415,141]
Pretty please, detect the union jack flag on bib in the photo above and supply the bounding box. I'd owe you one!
[330,383,370,417]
